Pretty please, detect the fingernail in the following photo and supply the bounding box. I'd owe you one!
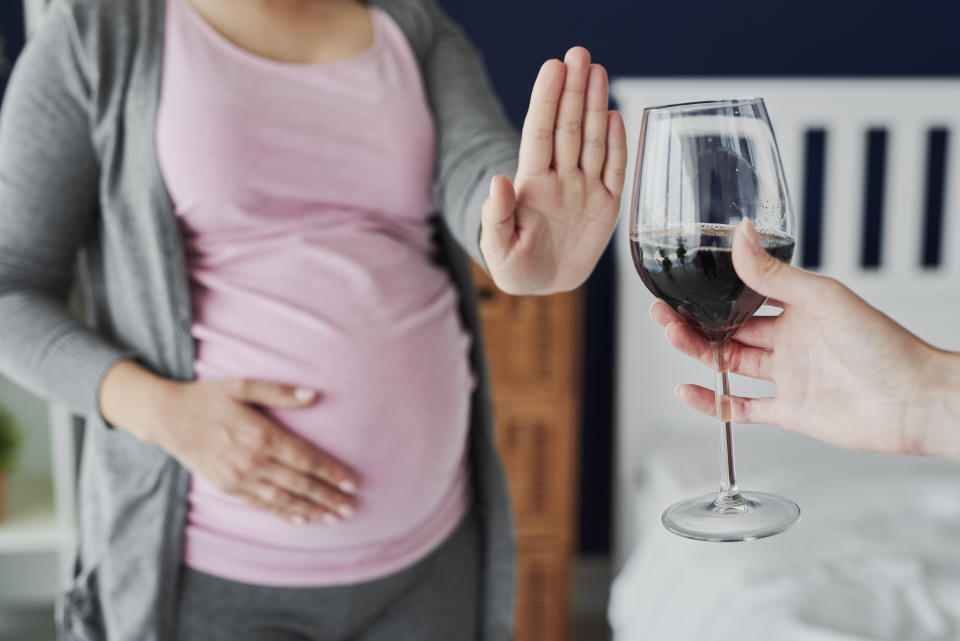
[294,387,316,402]
[648,301,659,320]
[674,385,682,398]
[339,479,357,494]
[291,514,307,526]
[337,504,355,519]
[665,322,679,340]
[322,513,340,526]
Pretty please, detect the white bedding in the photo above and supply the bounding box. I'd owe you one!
[609,427,960,641]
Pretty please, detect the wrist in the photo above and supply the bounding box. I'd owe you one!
[911,348,960,461]
[98,360,179,446]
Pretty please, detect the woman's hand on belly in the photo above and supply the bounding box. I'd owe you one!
[98,360,358,525]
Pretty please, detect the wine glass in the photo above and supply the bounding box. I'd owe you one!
[628,98,800,541]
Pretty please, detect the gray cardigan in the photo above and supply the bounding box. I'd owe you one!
[0,0,520,639]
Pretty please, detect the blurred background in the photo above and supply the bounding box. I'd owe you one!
[2,1,960,640]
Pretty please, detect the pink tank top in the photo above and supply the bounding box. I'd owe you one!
[157,0,473,586]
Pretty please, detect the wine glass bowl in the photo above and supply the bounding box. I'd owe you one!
[630,224,795,343]
[629,98,801,541]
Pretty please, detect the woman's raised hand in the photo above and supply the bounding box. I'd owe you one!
[99,361,358,525]
[480,46,627,295]
[649,219,960,462]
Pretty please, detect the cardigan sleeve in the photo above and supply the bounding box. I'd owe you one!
[0,2,132,416]
[421,2,521,269]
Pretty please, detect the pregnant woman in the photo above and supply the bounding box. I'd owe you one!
[0,0,625,639]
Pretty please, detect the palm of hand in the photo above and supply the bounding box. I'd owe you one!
[480,47,626,295]
[498,169,621,293]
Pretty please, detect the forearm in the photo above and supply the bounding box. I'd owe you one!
[424,1,519,267]
[0,0,130,416]
[0,290,136,416]
[98,359,177,445]
[916,349,960,462]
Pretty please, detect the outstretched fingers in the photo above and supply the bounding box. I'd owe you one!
[518,47,626,198]
[479,174,518,265]
[518,59,565,175]
[675,384,778,425]
[602,110,627,196]
[553,46,591,170]
[580,64,609,177]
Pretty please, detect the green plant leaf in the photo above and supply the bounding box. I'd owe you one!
[0,404,24,474]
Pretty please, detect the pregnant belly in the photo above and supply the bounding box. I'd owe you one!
[186,287,474,556]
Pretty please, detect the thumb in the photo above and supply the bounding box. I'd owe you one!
[228,379,319,408]
[479,174,517,265]
[732,219,809,305]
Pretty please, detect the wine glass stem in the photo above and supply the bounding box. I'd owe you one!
[711,341,743,507]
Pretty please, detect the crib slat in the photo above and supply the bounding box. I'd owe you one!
[942,121,960,277]
[883,122,926,275]
[821,122,863,277]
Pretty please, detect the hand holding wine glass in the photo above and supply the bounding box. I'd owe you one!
[651,219,960,463]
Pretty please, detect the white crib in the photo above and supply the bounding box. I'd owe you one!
[609,79,960,641]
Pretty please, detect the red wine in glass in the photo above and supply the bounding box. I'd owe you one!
[631,223,795,342]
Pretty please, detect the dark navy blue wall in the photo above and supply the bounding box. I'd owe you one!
[442,0,960,127]
[439,0,960,553]
[0,3,24,97]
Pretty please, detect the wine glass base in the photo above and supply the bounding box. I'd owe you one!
[662,491,800,542]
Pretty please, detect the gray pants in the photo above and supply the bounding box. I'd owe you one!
[176,510,480,641]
